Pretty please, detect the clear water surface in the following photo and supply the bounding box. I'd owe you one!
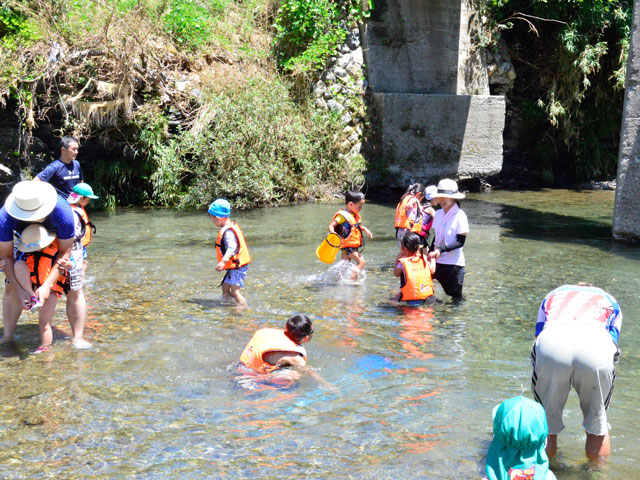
[0,189,638,479]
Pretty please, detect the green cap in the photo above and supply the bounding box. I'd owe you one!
[72,182,99,199]
[486,396,552,480]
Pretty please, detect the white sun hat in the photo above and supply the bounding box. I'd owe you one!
[4,181,58,221]
[16,224,56,253]
[435,179,465,199]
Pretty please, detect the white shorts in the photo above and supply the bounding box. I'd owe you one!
[67,247,84,292]
[531,323,617,436]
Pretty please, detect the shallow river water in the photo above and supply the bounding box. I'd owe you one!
[0,189,638,479]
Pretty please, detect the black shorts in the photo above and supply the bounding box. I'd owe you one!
[433,264,465,298]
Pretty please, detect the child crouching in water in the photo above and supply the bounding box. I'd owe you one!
[329,191,373,280]
[14,224,67,353]
[209,198,251,307]
[394,232,436,306]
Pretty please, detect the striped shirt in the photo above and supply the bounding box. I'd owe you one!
[536,285,622,344]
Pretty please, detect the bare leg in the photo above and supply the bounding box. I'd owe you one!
[1,284,22,343]
[82,259,87,281]
[586,432,610,466]
[546,433,558,460]
[14,261,35,296]
[348,251,365,280]
[228,284,247,307]
[221,283,233,302]
[37,295,58,348]
[66,288,91,348]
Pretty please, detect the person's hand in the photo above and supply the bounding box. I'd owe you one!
[362,226,373,239]
[0,258,6,272]
[57,256,74,271]
[17,286,34,311]
[215,260,226,272]
[428,249,440,261]
[35,284,51,304]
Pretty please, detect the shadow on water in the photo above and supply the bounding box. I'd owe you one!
[472,200,640,260]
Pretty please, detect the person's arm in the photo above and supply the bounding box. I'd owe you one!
[393,254,404,277]
[426,253,436,275]
[361,225,373,238]
[329,217,340,235]
[216,229,237,271]
[35,163,56,182]
[0,241,31,310]
[535,299,547,337]
[429,233,466,260]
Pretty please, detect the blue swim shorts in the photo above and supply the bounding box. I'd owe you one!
[223,265,248,288]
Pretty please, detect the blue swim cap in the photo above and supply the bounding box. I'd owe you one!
[208,198,231,217]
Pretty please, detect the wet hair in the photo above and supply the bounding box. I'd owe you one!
[400,232,421,253]
[285,314,313,343]
[60,136,79,150]
[577,282,593,287]
[400,183,426,201]
[345,190,365,204]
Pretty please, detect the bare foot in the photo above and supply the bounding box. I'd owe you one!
[72,339,92,350]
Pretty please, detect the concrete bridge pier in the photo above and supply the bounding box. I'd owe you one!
[361,0,505,188]
[614,0,640,242]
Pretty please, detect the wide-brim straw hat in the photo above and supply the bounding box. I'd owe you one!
[5,181,58,221]
[435,179,465,199]
[17,224,56,253]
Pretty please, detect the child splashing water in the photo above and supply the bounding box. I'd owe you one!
[328,191,373,281]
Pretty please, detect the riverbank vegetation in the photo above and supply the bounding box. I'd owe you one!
[0,0,634,204]
[485,0,632,184]
[0,0,366,208]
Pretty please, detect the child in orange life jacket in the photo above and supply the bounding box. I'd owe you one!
[239,314,333,389]
[394,232,436,306]
[13,224,67,353]
[209,198,251,307]
[68,182,98,280]
[329,191,373,280]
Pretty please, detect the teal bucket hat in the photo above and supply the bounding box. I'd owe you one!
[208,198,231,218]
[72,182,99,199]
[486,396,553,480]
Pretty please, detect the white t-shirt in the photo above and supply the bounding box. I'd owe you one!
[432,205,468,266]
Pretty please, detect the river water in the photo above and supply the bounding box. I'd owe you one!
[0,189,638,479]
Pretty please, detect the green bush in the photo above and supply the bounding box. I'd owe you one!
[147,77,361,208]
[273,0,372,73]
[162,0,227,50]
[486,0,631,182]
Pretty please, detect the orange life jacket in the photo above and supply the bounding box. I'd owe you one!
[399,254,433,301]
[332,209,363,249]
[216,222,251,269]
[395,194,423,233]
[240,328,307,374]
[71,204,94,247]
[26,239,67,297]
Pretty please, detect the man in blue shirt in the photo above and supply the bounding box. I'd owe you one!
[0,182,91,347]
[34,136,83,198]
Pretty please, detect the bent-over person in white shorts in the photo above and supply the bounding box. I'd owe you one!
[531,283,622,464]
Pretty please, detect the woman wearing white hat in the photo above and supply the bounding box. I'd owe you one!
[428,179,468,298]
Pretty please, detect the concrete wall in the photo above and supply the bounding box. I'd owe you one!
[614,0,640,242]
[374,93,505,186]
[362,0,489,95]
[361,0,503,186]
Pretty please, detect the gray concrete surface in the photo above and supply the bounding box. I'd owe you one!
[614,0,640,241]
[373,93,505,187]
